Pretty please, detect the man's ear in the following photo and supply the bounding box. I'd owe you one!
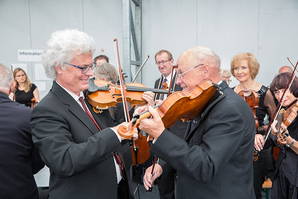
[170,59,174,64]
[201,65,208,74]
[55,65,63,74]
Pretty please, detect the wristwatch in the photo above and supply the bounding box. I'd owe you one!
[286,140,295,148]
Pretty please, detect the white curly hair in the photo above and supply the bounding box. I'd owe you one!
[42,29,96,79]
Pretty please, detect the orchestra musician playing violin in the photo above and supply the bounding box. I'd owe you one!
[139,46,256,199]
[255,72,298,199]
[154,50,187,137]
[230,52,276,199]
[30,29,136,199]
[154,49,177,98]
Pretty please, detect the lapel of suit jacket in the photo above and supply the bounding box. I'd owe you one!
[154,76,164,100]
[51,81,98,135]
[184,82,227,142]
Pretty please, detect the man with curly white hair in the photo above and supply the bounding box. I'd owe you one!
[31,29,132,199]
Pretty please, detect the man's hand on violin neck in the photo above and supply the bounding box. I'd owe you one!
[142,91,155,106]
[138,106,165,139]
[134,106,148,116]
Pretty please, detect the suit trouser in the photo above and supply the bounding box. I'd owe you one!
[118,179,132,199]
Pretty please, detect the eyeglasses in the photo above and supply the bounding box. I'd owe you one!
[64,62,94,74]
[177,64,204,78]
[156,59,171,65]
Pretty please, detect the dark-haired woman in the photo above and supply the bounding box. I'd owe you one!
[255,72,298,199]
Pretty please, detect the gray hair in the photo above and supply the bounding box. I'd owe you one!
[188,46,221,68]
[93,63,118,84]
[0,64,13,89]
[42,29,96,79]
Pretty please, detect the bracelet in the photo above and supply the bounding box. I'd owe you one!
[286,140,295,148]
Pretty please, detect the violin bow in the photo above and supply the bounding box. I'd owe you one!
[132,55,150,83]
[264,58,298,142]
[168,65,178,95]
[113,38,131,122]
[153,64,177,101]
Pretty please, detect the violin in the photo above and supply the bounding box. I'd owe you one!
[274,101,298,144]
[31,97,38,108]
[87,78,169,110]
[238,89,259,128]
[118,80,219,140]
[237,89,260,161]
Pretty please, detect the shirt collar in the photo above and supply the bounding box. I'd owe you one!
[56,81,84,102]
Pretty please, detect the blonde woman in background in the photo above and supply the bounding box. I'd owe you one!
[11,68,39,108]
[231,52,276,199]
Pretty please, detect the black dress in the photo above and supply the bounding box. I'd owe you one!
[271,112,298,199]
[15,83,37,107]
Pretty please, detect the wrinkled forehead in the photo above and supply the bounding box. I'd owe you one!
[156,52,171,61]
[177,52,202,71]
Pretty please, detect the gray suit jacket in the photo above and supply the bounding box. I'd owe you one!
[31,81,126,199]
[152,81,256,199]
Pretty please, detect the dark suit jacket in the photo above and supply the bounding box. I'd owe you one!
[0,92,44,199]
[31,81,128,199]
[152,81,256,199]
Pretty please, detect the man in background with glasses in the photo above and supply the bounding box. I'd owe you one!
[152,49,188,199]
[31,29,133,199]
[154,49,176,98]
[141,46,256,199]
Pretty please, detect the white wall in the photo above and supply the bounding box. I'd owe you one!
[0,0,298,92]
[1,0,298,187]
[0,0,123,97]
[142,0,298,87]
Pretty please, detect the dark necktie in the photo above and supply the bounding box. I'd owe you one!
[159,78,168,100]
[113,152,127,180]
[79,97,126,180]
[162,78,168,89]
[78,97,101,130]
